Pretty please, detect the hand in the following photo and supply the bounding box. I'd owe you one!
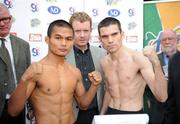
[143,45,159,65]
[88,71,102,86]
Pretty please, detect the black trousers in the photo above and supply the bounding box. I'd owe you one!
[106,106,144,114]
[75,107,99,124]
[0,100,25,124]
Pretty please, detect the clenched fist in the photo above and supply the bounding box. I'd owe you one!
[143,45,159,65]
[88,71,102,86]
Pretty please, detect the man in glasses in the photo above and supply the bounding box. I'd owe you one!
[0,3,31,124]
[145,29,179,124]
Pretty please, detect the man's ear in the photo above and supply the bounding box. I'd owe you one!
[45,36,49,44]
[121,31,125,40]
[98,36,101,43]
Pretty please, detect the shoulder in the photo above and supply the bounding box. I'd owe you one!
[29,62,43,72]
[21,62,42,81]
[100,54,110,68]
[133,50,144,57]
[10,34,29,46]
[171,51,180,63]
[132,50,150,67]
[66,62,81,76]
[173,51,180,58]
[90,45,106,54]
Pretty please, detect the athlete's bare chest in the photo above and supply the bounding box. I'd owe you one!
[104,60,138,85]
[35,67,76,95]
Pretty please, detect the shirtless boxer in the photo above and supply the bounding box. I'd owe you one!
[8,19,102,124]
[97,17,167,115]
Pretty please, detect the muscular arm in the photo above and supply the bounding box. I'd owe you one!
[100,85,110,115]
[75,70,102,110]
[8,63,41,116]
[142,46,167,102]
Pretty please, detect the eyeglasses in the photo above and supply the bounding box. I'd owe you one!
[0,16,11,23]
[161,37,176,42]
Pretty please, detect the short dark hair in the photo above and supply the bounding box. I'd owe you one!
[47,19,74,37]
[98,17,122,35]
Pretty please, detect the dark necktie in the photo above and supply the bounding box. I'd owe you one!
[0,38,15,94]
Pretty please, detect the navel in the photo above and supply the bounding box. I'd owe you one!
[47,88,50,92]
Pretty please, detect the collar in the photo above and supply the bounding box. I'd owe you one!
[73,43,90,53]
[0,35,10,46]
[0,34,10,41]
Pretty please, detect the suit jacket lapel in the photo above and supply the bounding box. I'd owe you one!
[66,48,76,66]
[10,35,19,67]
[90,46,99,70]
[158,52,166,66]
[0,48,7,65]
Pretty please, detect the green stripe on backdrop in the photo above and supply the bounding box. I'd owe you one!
[143,3,163,113]
[143,3,162,47]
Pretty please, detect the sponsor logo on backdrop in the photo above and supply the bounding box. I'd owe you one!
[108,9,120,17]
[46,0,57,2]
[48,6,61,14]
[31,2,39,12]
[126,35,138,43]
[128,22,137,30]
[29,33,42,42]
[31,18,41,27]
[128,8,135,17]
[32,47,40,57]
[106,0,119,6]
[3,0,13,8]
[69,7,75,15]
[92,9,99,16]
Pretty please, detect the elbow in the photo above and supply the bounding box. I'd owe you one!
[8,101,20,117]
[162,95,168,103]
[8,107,19,117]
[158,98,167,103]
[78,101,89,110]
[79,106,88,110]
[158,94,168,103]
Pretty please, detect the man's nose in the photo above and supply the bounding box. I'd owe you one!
[0,20,5,25]
[80,31,85,37]
[61,39,67,45]
[108,36,113,43]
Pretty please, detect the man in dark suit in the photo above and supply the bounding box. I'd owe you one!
[66,12,106,124]
[0,3,31,124]
[145,29,179,124]
[168,51,180,124]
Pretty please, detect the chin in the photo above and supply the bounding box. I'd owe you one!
[58,52,67,57]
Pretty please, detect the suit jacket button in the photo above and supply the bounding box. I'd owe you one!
[76,106,79,108]
[4,82,8,86]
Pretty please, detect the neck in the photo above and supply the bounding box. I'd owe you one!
[110,46,125,60]
[46,52,65,66]
[74,44,88,53]
[165,50,177,58]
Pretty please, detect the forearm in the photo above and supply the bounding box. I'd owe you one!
[8,80,27,116]
[79,84,99,110]
[100,91,110,115]
[153,61,168,102]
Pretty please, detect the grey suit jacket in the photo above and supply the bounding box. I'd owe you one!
[0,34,31,117]
[66,45,106,118]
